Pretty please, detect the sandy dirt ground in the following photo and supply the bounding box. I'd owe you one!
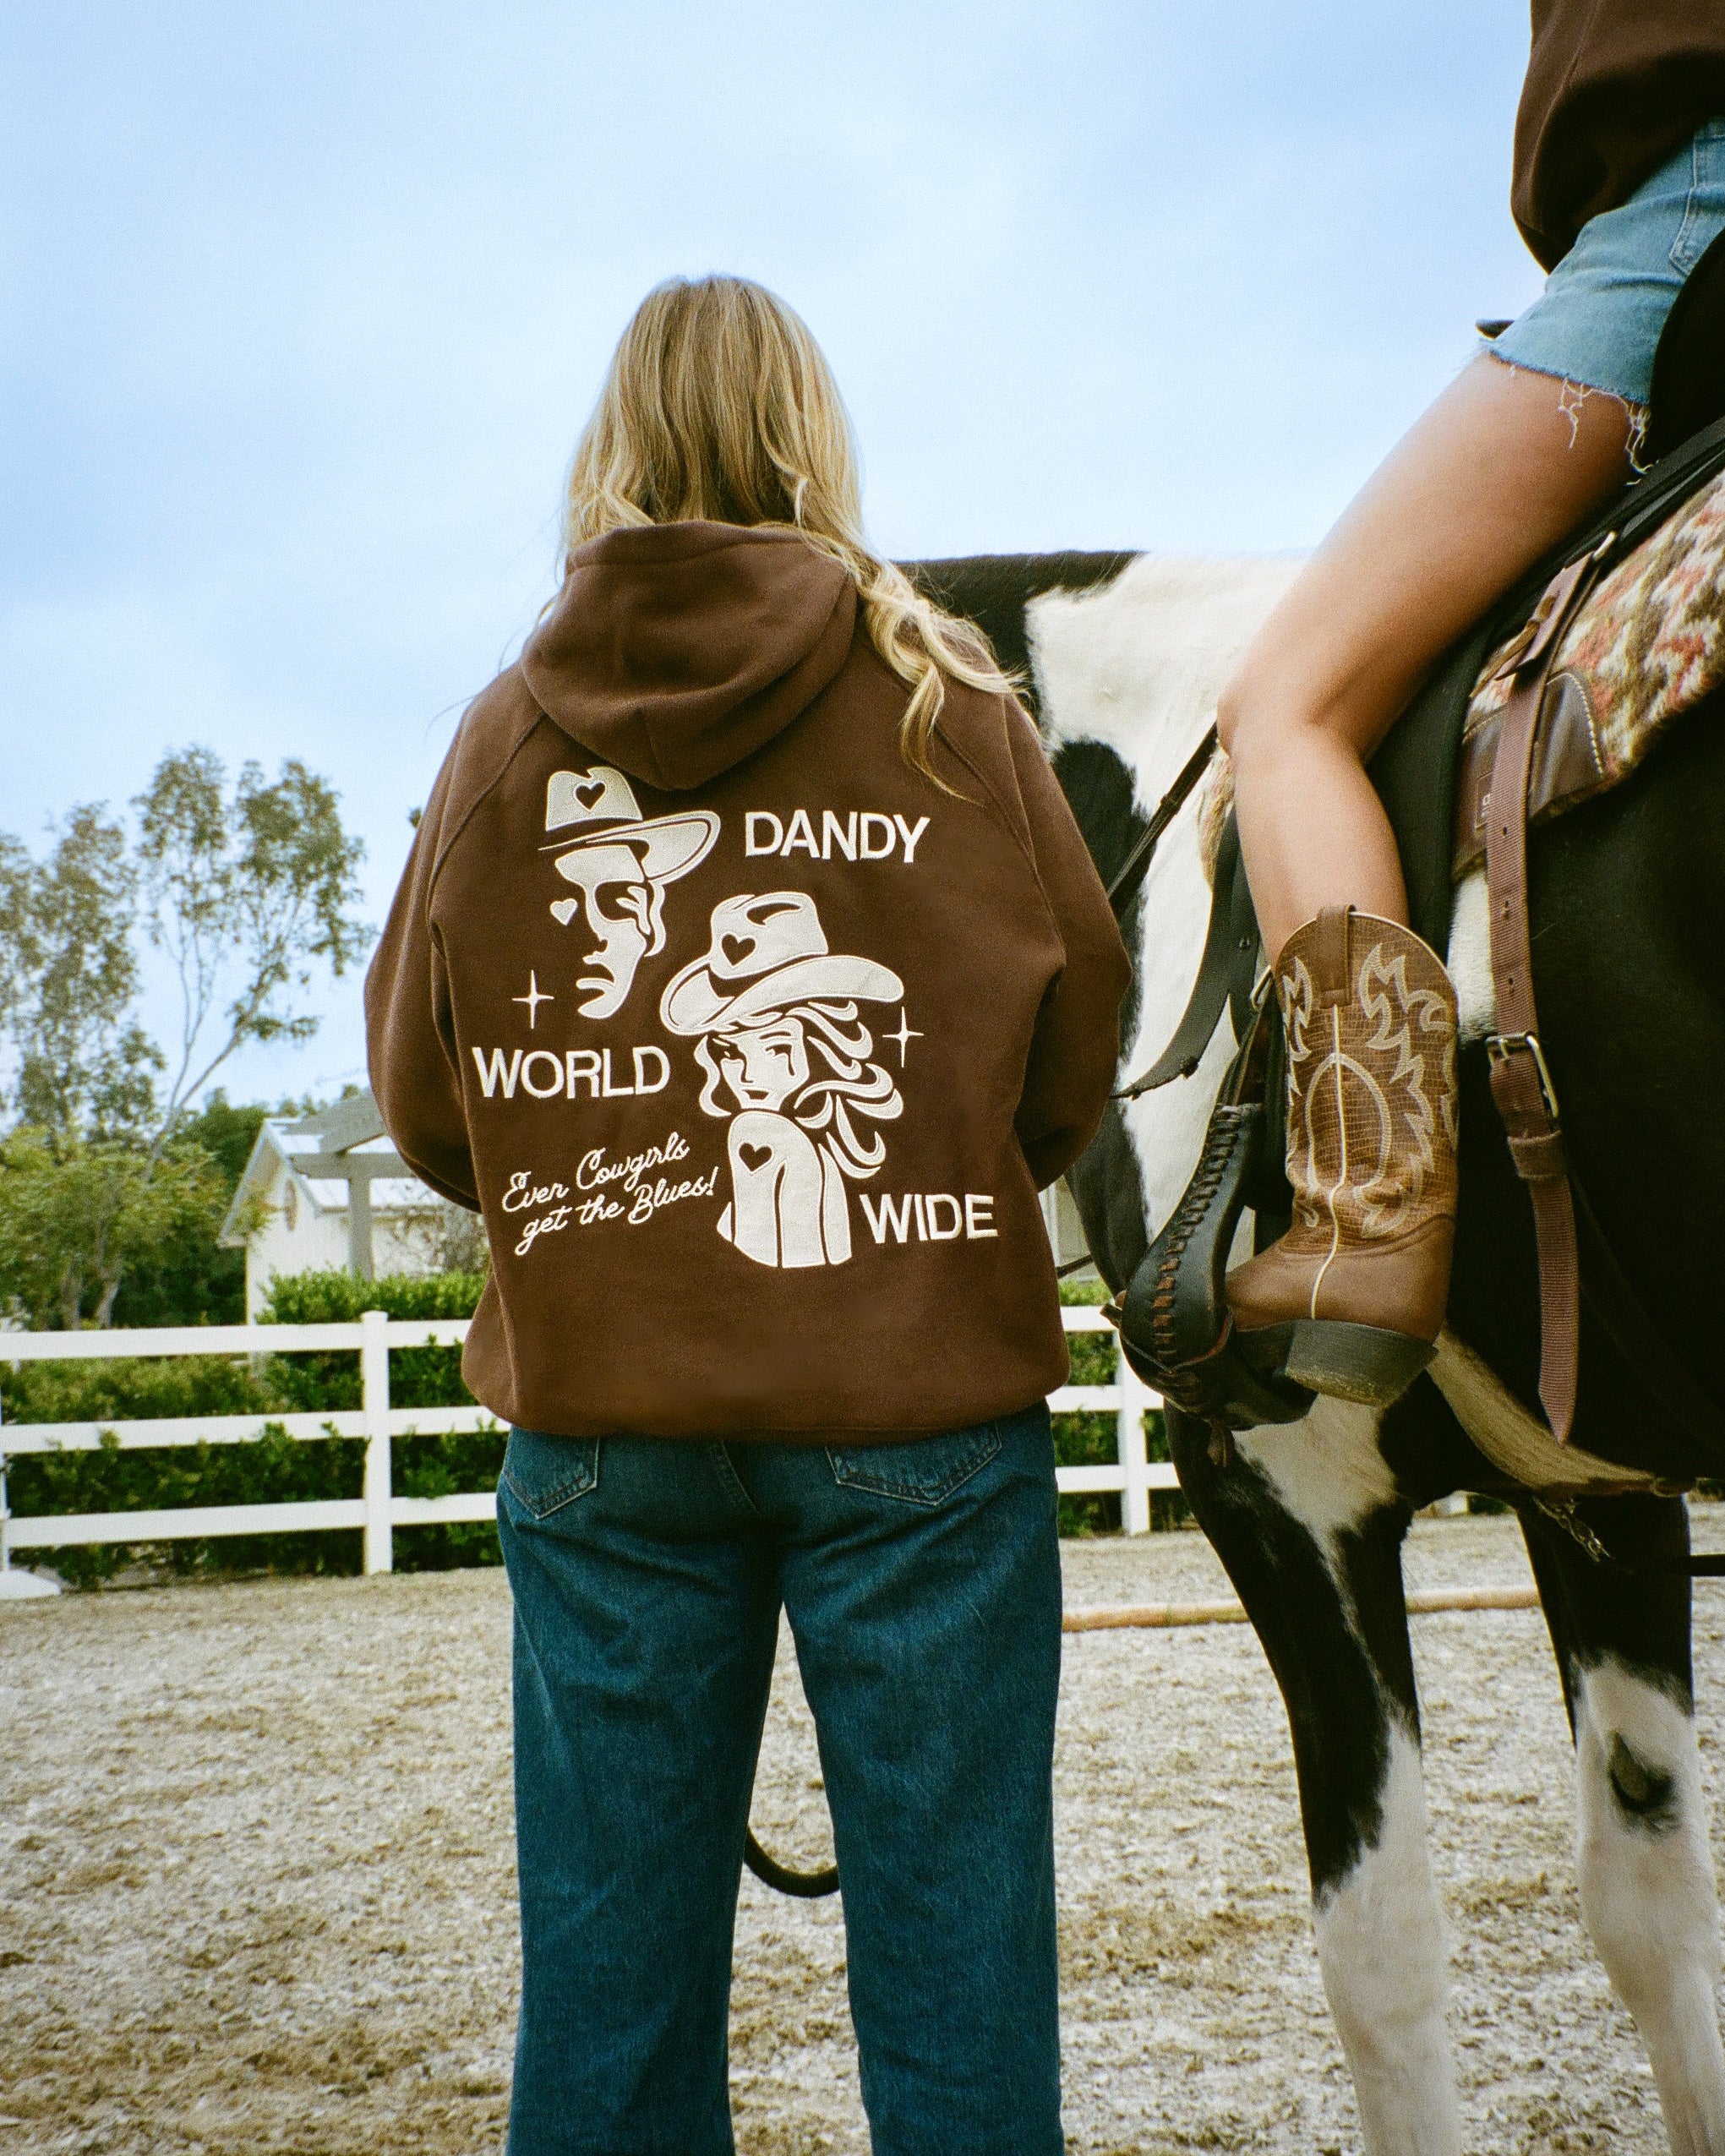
[5,1509,1724,2153]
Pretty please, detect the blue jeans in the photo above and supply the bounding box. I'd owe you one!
[496,1402,1063,2156]
[1493,117,1725,407]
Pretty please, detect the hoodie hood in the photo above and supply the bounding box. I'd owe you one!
[521,521,859,791]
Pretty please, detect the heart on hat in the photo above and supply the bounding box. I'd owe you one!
[544,766,642,832]
[661,892,904,1035]
[541,765,719,887]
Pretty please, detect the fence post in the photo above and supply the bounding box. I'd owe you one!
[0,1408,58,1597]
[361,1308,392,1575]
[1116,1345,1154,1536]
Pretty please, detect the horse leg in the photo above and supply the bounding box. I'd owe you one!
[1172,1398,1460,2155]
[1520,1495,1725,2154]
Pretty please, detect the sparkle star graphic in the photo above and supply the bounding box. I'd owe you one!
[887,1010,923,1067]
[512,971,554,1029]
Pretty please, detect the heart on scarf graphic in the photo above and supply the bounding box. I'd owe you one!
[737,1142,773,1172]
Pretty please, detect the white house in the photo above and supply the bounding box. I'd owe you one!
[219,1092,448,1319]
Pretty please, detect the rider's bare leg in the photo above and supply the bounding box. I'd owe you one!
[1216,355,1635,1408]
[1217,352,1635,962]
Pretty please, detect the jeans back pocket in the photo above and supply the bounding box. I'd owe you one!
[1673,120,1725,274]
[826,1421,1002,1508]
[500,1428,601,1520]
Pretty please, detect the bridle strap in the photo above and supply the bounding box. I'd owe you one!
[1105,723,1219,918]
[1483,539,1613,1442]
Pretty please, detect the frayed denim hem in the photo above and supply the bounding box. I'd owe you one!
[1482,346,1651,466]
[1482,119,1725,442]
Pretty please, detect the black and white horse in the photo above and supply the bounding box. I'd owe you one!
[913,550,1725,2154]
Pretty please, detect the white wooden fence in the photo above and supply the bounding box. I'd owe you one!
[0,1308,1173,1586]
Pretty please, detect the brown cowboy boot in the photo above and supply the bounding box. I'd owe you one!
[1227,906,1459,1408]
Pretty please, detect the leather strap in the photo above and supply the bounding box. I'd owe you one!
[1310,904,1352,1002]
[1104,723,1220,919]
[1483,540,1614,1442]
[1116,821,1255,1099]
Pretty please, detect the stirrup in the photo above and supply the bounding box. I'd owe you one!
[1105,1001,1313,1433]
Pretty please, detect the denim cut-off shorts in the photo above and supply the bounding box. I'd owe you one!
[1490,117,1725,411]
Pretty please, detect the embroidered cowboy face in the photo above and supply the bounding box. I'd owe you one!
[542,767,718,1020]
[550,843,668,1021]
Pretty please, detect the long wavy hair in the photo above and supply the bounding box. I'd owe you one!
[561,275,1017,783]
[693,1000,903,1177]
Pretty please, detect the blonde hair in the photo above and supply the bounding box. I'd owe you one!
[562,275,1017,783]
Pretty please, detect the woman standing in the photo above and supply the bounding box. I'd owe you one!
[367,276,1129,2154]
[1220,5,1725,1408]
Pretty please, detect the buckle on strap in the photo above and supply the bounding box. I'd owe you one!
[1487,1029,1561,1122]
[1489,531,1619,681]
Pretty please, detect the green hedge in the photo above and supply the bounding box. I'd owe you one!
[3,1268,1176,1587]
[3,1270,494,1588]
[261,1269,505,1578]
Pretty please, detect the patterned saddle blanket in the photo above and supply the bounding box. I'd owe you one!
[1451,468,1725,877]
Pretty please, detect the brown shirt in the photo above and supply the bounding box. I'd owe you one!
[1514,0,1725,268]
[366,522,1130,1442]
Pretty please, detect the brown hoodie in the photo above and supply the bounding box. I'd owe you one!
[1514,1,1725,270]
[366,522,1130,1441]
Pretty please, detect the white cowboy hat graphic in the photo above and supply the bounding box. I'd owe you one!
[541,766,718,884]
[661,892,904,1034]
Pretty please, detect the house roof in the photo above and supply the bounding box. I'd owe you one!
[218,1089,441,1247]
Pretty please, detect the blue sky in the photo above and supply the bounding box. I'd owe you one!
[1,0,1543,1105]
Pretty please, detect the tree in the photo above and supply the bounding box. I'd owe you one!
[0,1127,224,1330]
[108,1093,272,1329]
[0,749,370,1325]
[399,1196,490,1279]
[0,808,160,1142]
[134,749,370,1157]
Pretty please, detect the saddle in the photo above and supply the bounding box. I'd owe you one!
[1106,231,1725,1449]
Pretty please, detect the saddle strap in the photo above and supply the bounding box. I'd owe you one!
[1483,538,1616,1443]
[1116,820,1257,1100]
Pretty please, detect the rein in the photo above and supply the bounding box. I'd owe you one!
[1104,723,1220,920]
[745,1829,837,1898]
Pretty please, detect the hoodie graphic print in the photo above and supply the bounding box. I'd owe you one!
[532,767,914,1270]
[367,521,1130,1443]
